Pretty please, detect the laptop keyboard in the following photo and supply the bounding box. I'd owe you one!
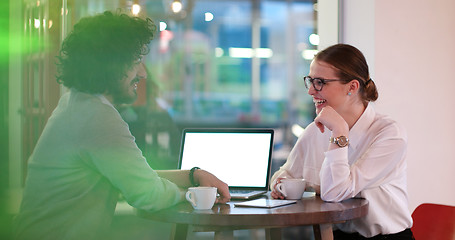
[230,190,253,193]
[230,190,265,195]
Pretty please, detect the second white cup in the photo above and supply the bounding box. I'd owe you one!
[276,178,306,200]
[186,186,217,210]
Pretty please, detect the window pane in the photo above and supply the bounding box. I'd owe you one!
[148,0,316,129]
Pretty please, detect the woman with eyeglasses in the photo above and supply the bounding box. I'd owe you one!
[271,44,414,240]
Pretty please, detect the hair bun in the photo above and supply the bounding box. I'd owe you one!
[364,78,378,101]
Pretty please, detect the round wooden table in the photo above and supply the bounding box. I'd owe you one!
[138,194,369,240]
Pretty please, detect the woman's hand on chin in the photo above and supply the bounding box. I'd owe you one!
[314,106,348,135]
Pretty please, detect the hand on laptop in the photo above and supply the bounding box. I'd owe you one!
[193,169,231,203]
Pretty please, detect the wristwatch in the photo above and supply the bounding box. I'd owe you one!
[329,136,349,147]
[189,167,200,187]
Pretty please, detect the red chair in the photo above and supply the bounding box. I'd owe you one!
[411,203,455,240]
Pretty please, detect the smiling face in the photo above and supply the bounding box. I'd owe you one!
[307,60,352,115]
[111,61,146,105]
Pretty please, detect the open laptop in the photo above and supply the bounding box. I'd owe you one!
[178,128,274,199]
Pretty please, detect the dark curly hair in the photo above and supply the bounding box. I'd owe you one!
[56,11,156,94]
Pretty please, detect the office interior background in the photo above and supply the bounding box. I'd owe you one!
[1,0,455,238]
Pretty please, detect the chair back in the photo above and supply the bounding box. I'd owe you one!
[411,203,455,240]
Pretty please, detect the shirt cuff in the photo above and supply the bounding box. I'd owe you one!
[179,189,186,202]
[324,147,348,164]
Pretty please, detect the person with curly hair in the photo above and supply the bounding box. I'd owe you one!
[13,11,230,240]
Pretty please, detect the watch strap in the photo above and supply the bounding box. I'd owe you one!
[189,167,200,187]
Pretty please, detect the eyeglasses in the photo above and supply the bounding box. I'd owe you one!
[303,76,346,91]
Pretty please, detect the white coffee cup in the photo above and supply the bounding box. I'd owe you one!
[276,178,306,200]
[186,187,217,210]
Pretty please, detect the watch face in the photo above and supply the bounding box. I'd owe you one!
[337,136,349,147]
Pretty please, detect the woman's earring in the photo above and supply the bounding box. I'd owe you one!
[348,92,352,96]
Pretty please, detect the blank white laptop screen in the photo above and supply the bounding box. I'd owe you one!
[179,129,274,189]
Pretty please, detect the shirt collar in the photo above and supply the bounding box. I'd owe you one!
[96,94,115,109]
[69,88,115,109]
[348,102,376,150]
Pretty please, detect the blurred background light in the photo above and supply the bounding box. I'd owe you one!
[229,48,253,58]
[215,48,224,57]
[160,21,167,31]
[302,49,318,60]
[292,124,304,137]
[205,12,214,22]
[171,0,183,13]
[229,48,273,59]
[34,19,40,29]
[255,48,273,58]
[131,4,141,15]
[309,33,320,46]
